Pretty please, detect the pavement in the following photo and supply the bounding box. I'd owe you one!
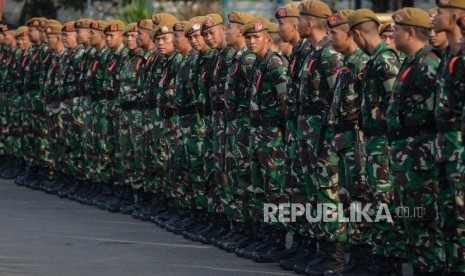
[0,179,294,276]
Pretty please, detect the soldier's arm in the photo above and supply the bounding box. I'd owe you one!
[375,51,400,97]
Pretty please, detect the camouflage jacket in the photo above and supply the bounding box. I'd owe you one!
[43,48,68,105]
[209,45,235,111]
[1,47,21,95]
[224,47,256,117]
[387,46,440,171]
[158,51,183,109]
[434,43,465,162]
[173,49,199,109]
[360,42,399,149]
[79,46,97,98]
[59,44,86,99]
[103,43,129,101]
[299,35,341,118]
[88,46,110,101]
[330,47,369,150]
[142,50,166,107]
[249,49,287,121]
[118,49,145,104]
[287,39,311,119]
[195,48,217,114]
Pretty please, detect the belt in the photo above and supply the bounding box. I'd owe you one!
[333,122,359,134]
[178,104,203,116]
[225,111,248,121]
[436,121,461,133]
[211,101,225,111]
[251,117,283,128]
[121,101,146,111]
[388,124,436,141]
[363,121,388,138]
[91,94,105,102]
[160,107,176,119]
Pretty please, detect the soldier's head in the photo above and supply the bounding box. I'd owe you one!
[279,41,293,57]
[1,24,17,49]
[244,17,270,58]
[25,17,42,44]
[44,21,63,53]
[435,0,465,33]
[122,23,138,52]
[186,17,208,53]
[137,19,154,50]
[0,26,5,45]
[152,13,178,28]
[268,22,281,52]
[89,20,106,48]
[104,20,124,51]
[428,8,449,51]
[298,1,331,40]
[154,19,176,56]
[173,21,191,55]
[327,9,355,54]
[62,21,77,49]
[379,21,397,51]
[348,9,382,54]
[75,19,92,46]
[392,8,431,57]
[201,14,226,50]
[15,26,30,52]
[275,4,300,44]
[39,18,48,43]
[226,12,253,49]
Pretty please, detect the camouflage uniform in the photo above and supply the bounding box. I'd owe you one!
[360,42,405,257]
[249,49,287,226]
[224,47,255,223]
[173,49,201,210]
[330,48,369,245]
[209,45,236,216]
[436,42,465,273]
[299,36,344,243]
[284,38,310,235]
[387,45,445,273]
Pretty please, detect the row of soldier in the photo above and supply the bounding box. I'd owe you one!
[0,0,465,275]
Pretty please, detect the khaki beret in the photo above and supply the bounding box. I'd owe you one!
[268,22,279,33]
[90,20,107,32]
[75,18,93,29]
[243,17,269,35]
[62,21,76,32]
[436,0,465,10]
[347,9,381,29]
[379,20,395,34]
[46,19,61,26]
[327,9,354,28]
[428,7,438,18]
[39,18,49,28]
[14,26,29,38]
[137,19,153,31]
[25,17,42,27]
[0,24,6,33]
[104,20,125,33]
[152,13,178,26]
[457,14,465,29]
[185,16,204,36]
[275,4,300,19]
[0,23,16,33]
[173,21,188,32]
[123,23,138,35]
[153,18,176,36]
[228,11,254,25]
[392,8,432,29]
[45,22,62,35]
[202,13,223,32]
[299,0,332,19]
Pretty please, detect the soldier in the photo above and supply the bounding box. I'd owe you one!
[151,18,183,225]
[293,1,345,274]
[434,0,465,273]
[273,3,312,268]
[387,8,446,274]
[429,8,449,53]
[324,9,371,275]
[347,9,405,274]
[116,23,145,213]
[268,22,284,59]
[239,15,288,264]
[197,13,235,244]
[219,11,255,252]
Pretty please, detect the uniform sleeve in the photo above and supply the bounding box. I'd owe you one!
[270,55,288,96]
[323,48,343,91]
[375,51,400,95]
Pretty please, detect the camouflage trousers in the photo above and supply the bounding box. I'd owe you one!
[118,108,145,190]
[62,97,88,180]
[438,160,465,273]
[179,113,206,210]
[249,125,287,229]
[142,108,164,192]
[83,102,100,183]
[225,117,252,223]
[212,111,228,215]
[161,115,182,201]
[28,109,53,176]
[0,95,9,156]
[392,167,446,273]
[46,102,65,173]
[337,145,370,246]
[298,114,344,243]
[203,116,216,214]
[284,119,306,235]
[365,136,405,258]
[6,96,22,156]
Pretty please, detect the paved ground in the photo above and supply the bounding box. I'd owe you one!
[0,180,294,276]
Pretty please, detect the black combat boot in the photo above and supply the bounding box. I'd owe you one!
[279,237,318,270]
[324,244,373,276]
[268,233,303,262]
[304,241,345,275]
[252,227,287,263]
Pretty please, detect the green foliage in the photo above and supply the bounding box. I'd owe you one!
[116,0,152,23]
